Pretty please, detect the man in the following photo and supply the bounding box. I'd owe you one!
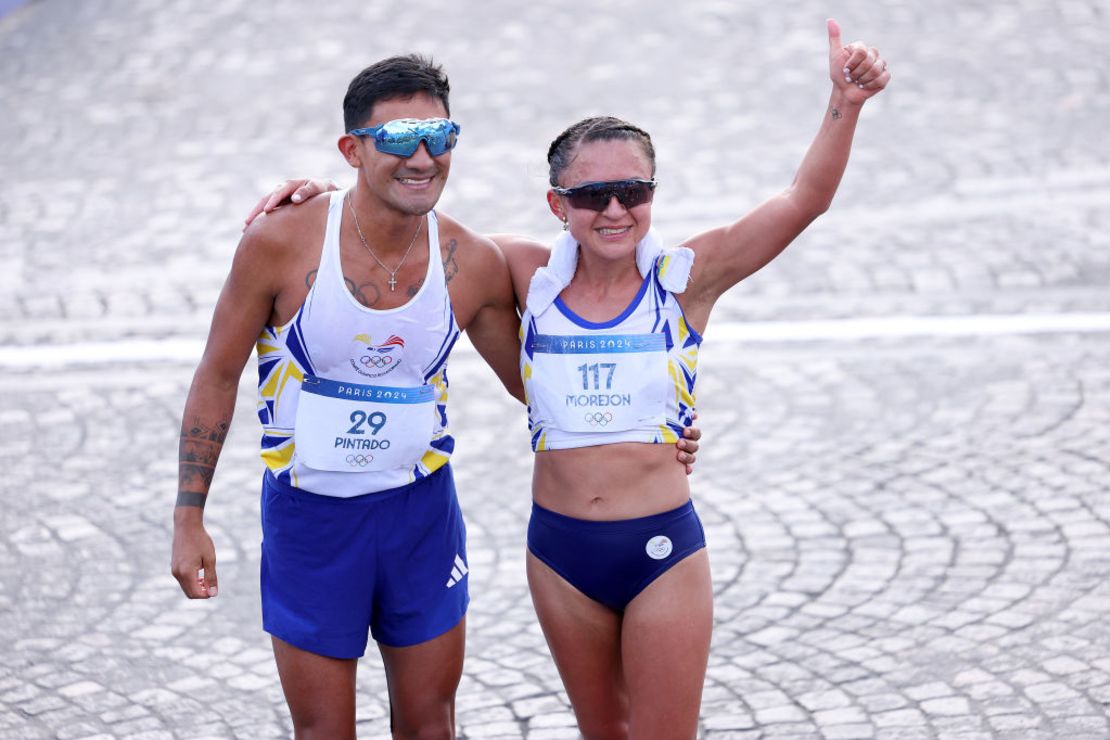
[172,55,697,738]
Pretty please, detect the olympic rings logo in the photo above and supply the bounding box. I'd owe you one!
[584,412,614,426]
[346,454,374,467]
[360,355,394,368]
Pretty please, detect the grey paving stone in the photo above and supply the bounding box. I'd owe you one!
[3,0,1110,738]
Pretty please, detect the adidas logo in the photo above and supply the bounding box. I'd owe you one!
[445,554,469,588]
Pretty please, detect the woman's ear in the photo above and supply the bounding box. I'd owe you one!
[546,189,566,223]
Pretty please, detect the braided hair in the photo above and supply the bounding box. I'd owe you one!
[547,116,656,187]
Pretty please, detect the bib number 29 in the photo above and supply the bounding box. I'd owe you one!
[347,410,387,435]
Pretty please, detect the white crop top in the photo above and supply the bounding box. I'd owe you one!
[519,245,700,451]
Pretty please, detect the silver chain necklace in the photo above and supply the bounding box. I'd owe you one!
[345,191,422,292]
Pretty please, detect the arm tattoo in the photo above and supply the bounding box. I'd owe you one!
[176,491,207,508]
[831,108,842,120]
[346,277,382,308]
[178,418,230,507]
[442,239,459,284]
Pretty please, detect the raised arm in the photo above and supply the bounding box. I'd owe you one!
[684,19,890,314]
[170,225,284,599]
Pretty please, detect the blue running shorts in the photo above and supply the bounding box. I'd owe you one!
[527,499,706,612]
[260,465,468,658]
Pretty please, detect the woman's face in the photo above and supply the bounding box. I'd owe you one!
[549,138,654,262]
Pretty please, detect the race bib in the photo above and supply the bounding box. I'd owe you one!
[531,333,669,433]
[294,375,436,472]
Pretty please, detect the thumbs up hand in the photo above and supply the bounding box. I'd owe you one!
[827,19,890,104]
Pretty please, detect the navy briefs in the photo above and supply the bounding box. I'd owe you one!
[527,499,706,612]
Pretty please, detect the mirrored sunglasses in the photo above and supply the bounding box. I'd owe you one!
[348,117,461,157]
[552,178,657,212]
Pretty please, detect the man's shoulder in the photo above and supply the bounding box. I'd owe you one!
[434,211,505,272]
[242,192,332,255]
[430,212,513,315]
[434,211,492,250]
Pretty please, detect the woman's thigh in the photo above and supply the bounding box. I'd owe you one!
[527,552,629,738]
[622,549,713,738]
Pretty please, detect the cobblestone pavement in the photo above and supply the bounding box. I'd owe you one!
[2,0,1109,738]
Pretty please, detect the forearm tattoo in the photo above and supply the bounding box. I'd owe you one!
[831,108,842,120]
[443,239,459,284]
[176,491,207,508]
[178,417,230,507]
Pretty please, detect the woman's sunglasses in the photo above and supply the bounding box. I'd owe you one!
[347,117,461,157]
[553,178,657,212]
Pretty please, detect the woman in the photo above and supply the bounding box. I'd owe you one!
[500,20,887,736]
[253,19,888,736]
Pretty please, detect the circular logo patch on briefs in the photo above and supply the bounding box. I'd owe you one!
[645,535,673,560]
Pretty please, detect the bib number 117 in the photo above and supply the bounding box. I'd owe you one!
[578,362,616,391]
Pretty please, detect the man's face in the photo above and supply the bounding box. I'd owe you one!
[349,93,452,217]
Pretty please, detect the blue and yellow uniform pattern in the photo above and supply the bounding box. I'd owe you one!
[254,193,459,497]
[520,253,700,451]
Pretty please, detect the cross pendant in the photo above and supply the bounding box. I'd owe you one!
[387,273,397,291]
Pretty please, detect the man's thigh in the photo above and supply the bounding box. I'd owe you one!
[272,636,359,740]
[379,618,466,736]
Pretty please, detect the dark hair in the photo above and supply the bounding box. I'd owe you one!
[547,116,656,186]
[343,54,451,132]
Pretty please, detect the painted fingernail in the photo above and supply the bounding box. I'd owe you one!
[843,67,850,74]
[858,83,865,88]
[292,193,303,202]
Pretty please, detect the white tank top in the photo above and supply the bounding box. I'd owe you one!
[520,257,700,451]
[255,189,459,497]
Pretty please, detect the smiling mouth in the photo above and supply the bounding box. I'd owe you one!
[398,176,433,186]
[598,227,631,236]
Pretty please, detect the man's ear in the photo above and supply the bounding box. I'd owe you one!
[338,134,362,168]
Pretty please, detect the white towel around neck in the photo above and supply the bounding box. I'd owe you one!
[525,227,694,315]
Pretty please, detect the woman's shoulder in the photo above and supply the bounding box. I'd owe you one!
[488,234,551,300]
[490,232,550,276]
[488,234,550,266]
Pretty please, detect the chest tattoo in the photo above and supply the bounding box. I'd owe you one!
[345,276,383,308]
[306,249,445,306]
[443,238,459,284]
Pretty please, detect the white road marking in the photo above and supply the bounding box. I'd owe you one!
[4,313,1110,369]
